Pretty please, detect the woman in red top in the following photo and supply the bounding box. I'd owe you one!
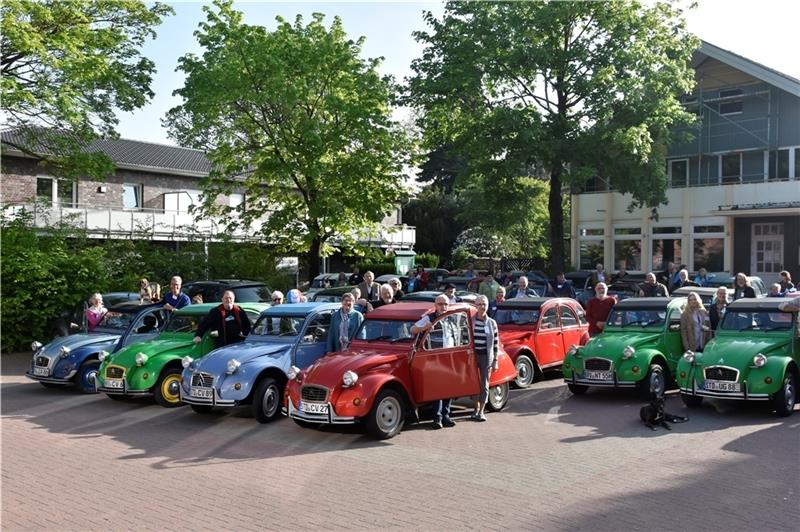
[586,282,617,336]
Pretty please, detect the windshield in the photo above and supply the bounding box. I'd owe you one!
[495,309,540,325]
[607,309,666,328]
[355,319,415,343]
[252,315,306,336]
[164,315,202,334]
[721,310,794,332]
[95,312,136,332]
[312,294,342,303]
[232,286,271,303]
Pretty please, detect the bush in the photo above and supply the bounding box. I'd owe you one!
[354,260,395,277]
[415,252,440,268]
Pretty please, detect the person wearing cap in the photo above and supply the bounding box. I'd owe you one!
[443,283,460,304]
[286,288,305,304]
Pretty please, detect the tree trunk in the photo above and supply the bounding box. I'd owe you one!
[307,238,322,281]
[548,169,565,274]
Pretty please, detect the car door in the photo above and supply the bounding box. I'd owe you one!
[410,311,479,403]
[294,311,333,368]
[117,308,165,350]
[534,305,563,367]
[558,304,584,357]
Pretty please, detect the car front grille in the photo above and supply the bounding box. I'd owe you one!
[584,358,612,371]
[301,385,329,402]
[191,372,214,387]
[106,366,125,379]
[35,356,50,367]
[704,366,739,382]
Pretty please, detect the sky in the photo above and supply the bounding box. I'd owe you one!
[116,0,800,146]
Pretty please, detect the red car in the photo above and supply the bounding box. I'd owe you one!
[284,302,518,439]
[495,297,590,388]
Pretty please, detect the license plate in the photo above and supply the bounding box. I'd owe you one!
[704,380,740,392]
[191,387,213,399]
[105,379,124,389]
[583,370,613,381]
[33,366,50,377]
[299,401,329,415]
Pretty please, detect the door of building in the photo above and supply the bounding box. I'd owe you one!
[750,223,784,284]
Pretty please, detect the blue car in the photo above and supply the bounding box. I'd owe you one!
[180,302,341,422]
[26,302,166,393]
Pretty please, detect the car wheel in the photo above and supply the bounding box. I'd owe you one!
[364,388,405,439]
[514,355,535,389]
[75,360,100,394]
[190,404,213,414]
[154,367,183,408]
[485,382,509,412]
[772,371,797,417]
[567,383,589,395]
[638,363,665,400]
[293,419,320,429]
[252,377,283,423]
[681,393,703,408]
[40,382,67,389]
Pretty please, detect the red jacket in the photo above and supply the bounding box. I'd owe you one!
[586,296,617,336]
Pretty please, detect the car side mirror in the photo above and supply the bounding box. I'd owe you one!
[210,330,219,338]
[303,334,314,343]
[668,323,680,332]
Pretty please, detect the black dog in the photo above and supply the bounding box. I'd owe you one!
[639,397,688,431]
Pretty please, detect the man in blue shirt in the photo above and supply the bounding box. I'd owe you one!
[163,276,191,312]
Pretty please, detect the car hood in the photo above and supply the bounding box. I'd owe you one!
[581,331,659,357]
[302,347,407,388]
[193,341,293,373]
[698,335,791,366]
[107,335,196,368]
[39,333,120,357]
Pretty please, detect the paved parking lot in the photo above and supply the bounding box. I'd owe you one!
[2,351,798,531]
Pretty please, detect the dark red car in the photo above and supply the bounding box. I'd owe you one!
[284,302,518,439]
[495,297,590,388]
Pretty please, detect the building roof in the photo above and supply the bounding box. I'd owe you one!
[694,41,800,97]
[1,128,212,177]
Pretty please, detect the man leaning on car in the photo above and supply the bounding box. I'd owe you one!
[193,290,251,348]
[163,276,191,312]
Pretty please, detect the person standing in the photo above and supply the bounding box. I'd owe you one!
[548,272,576,298]
[358,271,381,302]
[732,272,756,300]
[590,263,606,288]
[586,283,616,337]
[693,268,711,287]
[193,290,251,349]
[779,271,795,293]
[489,286,506,318]
[676,269,699,289]
[507,276,538,298]
[371,284,396,309]
[443,283,460,304]
[327,293,363,352]
[388,278,405,299]
[639,272,669,297]
[767,283,785,297]
[336,272,348,287]
[414,265,430,291]
[709,287,730,331]
[471,295,499,422]
[348,267,363,286]
[662,262,680,292]
[411,295,456,429]
[268,291,284,333]
[163,276,191,312]
[680,292,710,353]
[479,270,501,301]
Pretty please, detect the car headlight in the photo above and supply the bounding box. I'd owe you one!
[98,350,109,362]
[683,350,695,363]
[622,346,635,359]
[753,353,767,367]
[59,346,72,358]
[182,356,194,369]
[287,365,301,380]
[567,345,578,357]
[226,359,241,375]
[342,370,359,387]
[135,352,148,366]
[31,341,43,352]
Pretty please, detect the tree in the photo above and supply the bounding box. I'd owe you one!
[407,0,698,272]
[402,186,466,259]
[165,1,412,279]
[1,0,173,179]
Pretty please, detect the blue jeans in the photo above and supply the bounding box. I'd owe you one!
[435,399,452,421]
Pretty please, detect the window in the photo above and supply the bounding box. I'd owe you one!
[164,189,201,213]
[123,184,143,210]
[692,223,725,272]
[719,88,743,115]
[768,148,795,181]
[36,177,75,207]
[720,154,741,184]
[652,226,682,272]
[540,307,559,329]
[614,227,641,235]
[579,240,604,270]
[303,313,332,344]
[423,313,469,350]
[580,228,604,236]
[614,239,642,271]
[229,192,245,209]
[559,306,578,328]
[669,159,688,188]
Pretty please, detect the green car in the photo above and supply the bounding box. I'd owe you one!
[677,298,798,417]
[95,303,268,407]
[563,297,687,399]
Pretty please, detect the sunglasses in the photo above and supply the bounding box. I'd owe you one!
[272,298,282,302]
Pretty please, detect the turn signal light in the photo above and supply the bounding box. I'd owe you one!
[353,398,361,406]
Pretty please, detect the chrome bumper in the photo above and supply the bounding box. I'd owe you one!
[285,399,356,425]
[179,388,235,407]
[680,380,770,401]
[25,372,70,385]
[567,371,638,388]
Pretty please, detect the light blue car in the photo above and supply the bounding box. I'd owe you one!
[26,302,165,393]
[180,302,341,422]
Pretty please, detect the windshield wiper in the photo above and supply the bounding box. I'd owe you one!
[737,325,760,332]
[624,319,662,327]
[367,335,393,342]
[389,336,411,343]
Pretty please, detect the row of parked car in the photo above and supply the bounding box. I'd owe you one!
[27,279,798,440]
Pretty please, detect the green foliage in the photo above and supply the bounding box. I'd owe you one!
[1,0,173,179]
[414,252,440,269]
[403,187,466,259]
[165,0,413,279]
[354,261,395,278]
[406,0,698,271]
